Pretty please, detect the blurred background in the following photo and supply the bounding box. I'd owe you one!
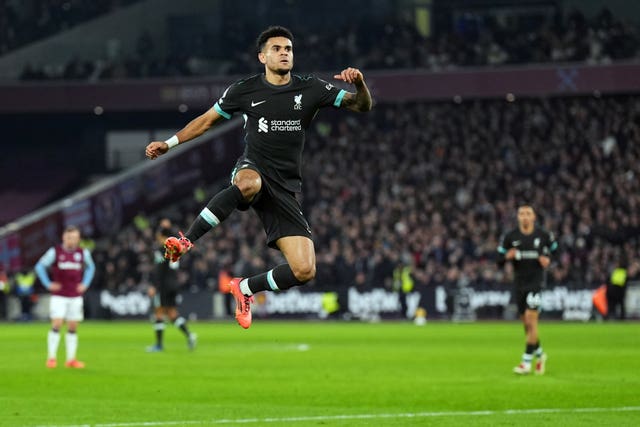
[1,0,639,322]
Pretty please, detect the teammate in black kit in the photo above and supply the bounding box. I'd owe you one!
[144,26,373,329]
[497,205,558,375]
[146,218,196,352]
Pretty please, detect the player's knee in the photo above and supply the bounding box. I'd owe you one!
[292,262,316,283]
[233,172,261,200]
[234,180,259,199]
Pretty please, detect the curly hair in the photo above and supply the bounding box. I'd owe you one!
[256,26,294,53]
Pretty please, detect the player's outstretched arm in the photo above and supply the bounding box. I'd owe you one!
[333,67,373,112]
[145,107,223,159]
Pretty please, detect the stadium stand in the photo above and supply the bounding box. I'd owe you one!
[9,3,639,81]
[2,0,640,319]
[0,0,142,56]
[85,95,640,302]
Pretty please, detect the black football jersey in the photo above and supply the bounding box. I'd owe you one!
[152,245,179,292]
[497,226,558,289]
[213,74,346,192]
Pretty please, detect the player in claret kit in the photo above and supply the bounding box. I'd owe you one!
[145,26,373,329]
[35,225,95,368]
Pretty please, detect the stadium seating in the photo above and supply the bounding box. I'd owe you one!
[6,3,638,81]
[2,1,639,320]
[0,0,142,56]
[85,95,640,300]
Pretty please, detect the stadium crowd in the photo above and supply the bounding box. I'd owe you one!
[3,2,638,303]
[87,94,640,297]
[15,7,640,81]
[0,0,141,56]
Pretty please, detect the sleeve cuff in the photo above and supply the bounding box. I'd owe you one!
[214,102,232,119]
[333,89,347,107]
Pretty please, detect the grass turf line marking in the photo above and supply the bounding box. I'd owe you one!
[30,406,640,427]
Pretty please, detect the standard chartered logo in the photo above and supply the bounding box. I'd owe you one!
[258,117,269,133]
[258,117,302,133]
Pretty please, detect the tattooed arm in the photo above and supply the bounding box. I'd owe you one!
[334,67,373,112]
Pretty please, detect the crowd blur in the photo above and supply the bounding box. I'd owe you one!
[86,94,640,296]
[3,2,639,322]
[0,0,141,56]
[16,6,640,81]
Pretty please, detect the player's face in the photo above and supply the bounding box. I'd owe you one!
[517,206,535,230]
[259,36,293,75]
[62,230,81,250]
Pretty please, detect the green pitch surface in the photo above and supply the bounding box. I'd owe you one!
[1,320,639,427]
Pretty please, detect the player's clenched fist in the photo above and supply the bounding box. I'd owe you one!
[145,141,169,159]
[334,67,364,85]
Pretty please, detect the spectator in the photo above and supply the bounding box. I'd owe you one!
[0,265,8,320]
[14,268,36,321]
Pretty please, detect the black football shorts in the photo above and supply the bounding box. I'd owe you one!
[231,158,312,249]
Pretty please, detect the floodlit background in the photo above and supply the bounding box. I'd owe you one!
[0,0,640,320]
[0,1,639,322]
[1,1,640,426]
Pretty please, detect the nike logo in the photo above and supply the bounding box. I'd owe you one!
[251,100,266,107]
[513,241,521,247]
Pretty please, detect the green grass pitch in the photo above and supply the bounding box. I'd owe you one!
[1,320,639,427]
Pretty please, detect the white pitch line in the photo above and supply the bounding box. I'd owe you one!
[29,406,640,427]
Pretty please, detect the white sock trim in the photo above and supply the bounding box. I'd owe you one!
[267,269,279,291]
[239,279,253,296]
[199,207,220,227]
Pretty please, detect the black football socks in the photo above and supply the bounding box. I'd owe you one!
[185,185,245,242]
[243,263,306,295]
